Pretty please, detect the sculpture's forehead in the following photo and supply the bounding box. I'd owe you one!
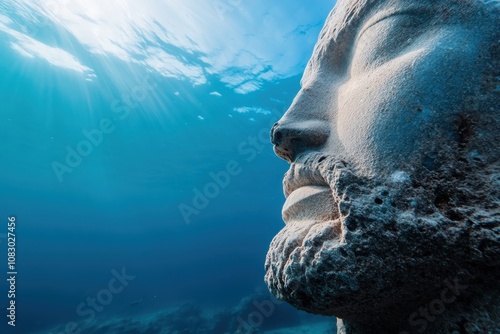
[301,0,412,83]
[301,0,480,84]
[323,0,445,39]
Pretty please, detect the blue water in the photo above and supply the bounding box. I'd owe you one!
[0,1,336,333]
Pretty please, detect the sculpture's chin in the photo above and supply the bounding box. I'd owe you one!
[264,163,493,320]
[264,218,348,314]
[265,218,344,285]
[264,217,363,317]
[264,210,446,318]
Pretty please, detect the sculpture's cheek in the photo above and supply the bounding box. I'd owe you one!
[333,49,428,175]
[328,28,481,175]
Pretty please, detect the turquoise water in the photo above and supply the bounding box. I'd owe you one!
[0,1,336,333]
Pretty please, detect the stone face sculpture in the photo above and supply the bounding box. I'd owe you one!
[265,0,499,333]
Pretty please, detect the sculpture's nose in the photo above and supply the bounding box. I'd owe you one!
[270,120,330,162]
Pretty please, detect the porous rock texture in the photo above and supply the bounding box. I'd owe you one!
[265,150,499,333]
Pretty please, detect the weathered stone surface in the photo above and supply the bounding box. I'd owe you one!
[266,0,499,333]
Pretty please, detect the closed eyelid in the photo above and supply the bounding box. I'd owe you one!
[357,9,428,40]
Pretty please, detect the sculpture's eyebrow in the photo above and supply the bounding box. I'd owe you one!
[302,0,438,85]
[320,0,446,46]
[301,0,380,85]
[326,0,379,42]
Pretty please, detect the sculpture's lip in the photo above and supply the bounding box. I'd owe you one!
[282,154,343,223]
[283,157,331,198]
[282,185,337,223]
[284,176,329,198]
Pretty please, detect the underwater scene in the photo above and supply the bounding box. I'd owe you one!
[0,0,338,333]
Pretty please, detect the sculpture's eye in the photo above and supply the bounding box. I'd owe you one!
[350,12,428,75]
